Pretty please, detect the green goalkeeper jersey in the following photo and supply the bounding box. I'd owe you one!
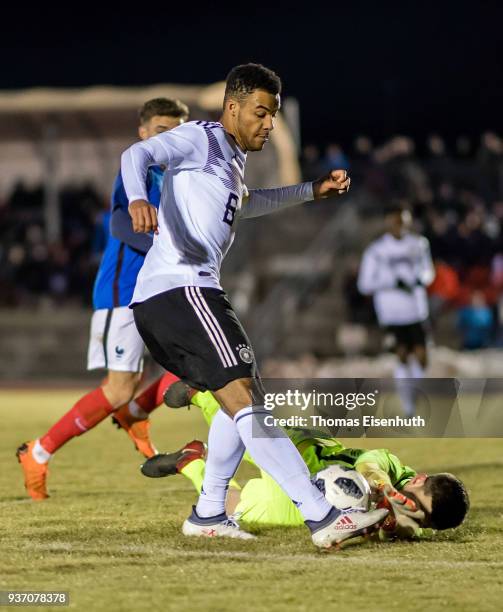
[286,428,417,490]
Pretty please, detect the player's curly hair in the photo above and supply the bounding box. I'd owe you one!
[224,63,282,105]
[139,98,189,124]
[426,473,470,530]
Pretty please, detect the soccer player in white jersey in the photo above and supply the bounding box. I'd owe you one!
[121,63,388,548]
[357,206,435,416]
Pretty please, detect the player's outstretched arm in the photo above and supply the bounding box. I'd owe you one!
[240,182,314,219]
[240,169,350,220]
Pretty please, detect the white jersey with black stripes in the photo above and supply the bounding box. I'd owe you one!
[121,120,246,304]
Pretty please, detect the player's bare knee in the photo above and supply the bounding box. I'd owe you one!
[396,347,409,364]
[418,355,428,369]
[102,371,141,409]
[213,377,262,417]
[413,346,428,368]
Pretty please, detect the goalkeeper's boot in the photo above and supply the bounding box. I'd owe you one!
[112,407,157,458]
[182,506,256,540]
[16,441,49,501]
[309,506,389,549]
[163,381,197,409]
[141,440,206,478]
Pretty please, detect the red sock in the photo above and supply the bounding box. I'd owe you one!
[134,371,180,414]
[40,387,114,454]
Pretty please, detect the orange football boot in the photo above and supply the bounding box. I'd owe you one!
[16,441,49,501]
[112,407,158,458]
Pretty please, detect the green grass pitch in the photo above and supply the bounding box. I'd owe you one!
[1,389,502,612]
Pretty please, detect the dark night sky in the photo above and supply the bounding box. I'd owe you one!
[2,2,502,148]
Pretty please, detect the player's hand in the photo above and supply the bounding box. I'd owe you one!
[383,487,421,515]
[312,169,351,199]
[128,200,159,234]
[377,485,425,539]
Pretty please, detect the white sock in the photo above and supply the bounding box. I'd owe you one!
[128,400,148,420]
[409,357,425,379]
[195,409,245,518]
[234,406,331,522]
[33,439,51,464]
[394,362,416,417]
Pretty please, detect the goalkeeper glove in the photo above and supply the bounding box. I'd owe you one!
[376,485,425,539]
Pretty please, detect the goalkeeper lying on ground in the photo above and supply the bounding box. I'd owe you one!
[143,385,469,540]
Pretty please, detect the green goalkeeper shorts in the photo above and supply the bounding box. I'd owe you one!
[235,469,304,526]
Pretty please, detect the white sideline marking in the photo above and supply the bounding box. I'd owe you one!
[21,542,503,569]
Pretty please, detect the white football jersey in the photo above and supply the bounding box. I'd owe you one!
[121,121,247,304]
[357,232,435,326]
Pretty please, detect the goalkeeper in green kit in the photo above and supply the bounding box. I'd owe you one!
[143,386,469,541]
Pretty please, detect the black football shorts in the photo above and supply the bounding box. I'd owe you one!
[385,321,428,351]
[132,286,258,391]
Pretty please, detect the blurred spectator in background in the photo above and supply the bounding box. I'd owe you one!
[477,132,503,203]
[354,135,372,158]
[428,258,460,318]
[322,143,349,173]
[300,144,323,182]
[351,135,376,191]
[458,291,494,350]
[0,181,105,306]
[342,255,375,326]
[456,136,471,158]
[457,208,494,269]
[425,134,454,191]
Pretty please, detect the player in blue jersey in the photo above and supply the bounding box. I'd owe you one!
[17,98,189,500]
